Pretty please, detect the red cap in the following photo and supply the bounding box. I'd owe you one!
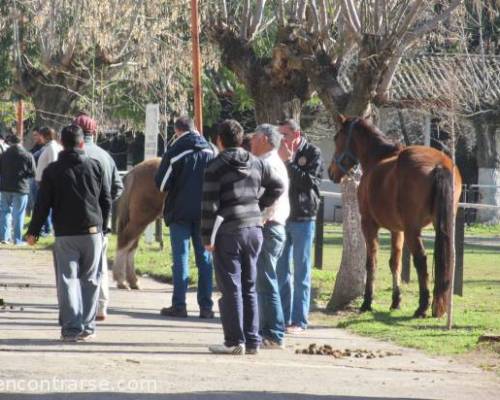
[73,114,97,134]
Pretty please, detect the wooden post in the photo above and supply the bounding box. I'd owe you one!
[16,100,24,141]
[155,218,164,251]
[314,197,325,270]
[111,201,118,234]
[454,208,465,296]
[402,244,411,283]
[190,0,203,133]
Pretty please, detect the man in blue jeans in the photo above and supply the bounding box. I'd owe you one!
[155,116,215,319]
[0,135,36,245]
[250,124,290,348]
[276,119,324,334]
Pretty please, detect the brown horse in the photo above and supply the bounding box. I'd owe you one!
[113,158,166,289]
[329,115,462,318]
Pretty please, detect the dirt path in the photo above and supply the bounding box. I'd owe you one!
[1,247,499,400]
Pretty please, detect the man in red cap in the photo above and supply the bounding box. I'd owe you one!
[74,112,123,321]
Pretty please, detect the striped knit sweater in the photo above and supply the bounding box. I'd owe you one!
[201,147,284,245]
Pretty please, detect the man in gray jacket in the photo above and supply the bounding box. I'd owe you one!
[74,113,124,321]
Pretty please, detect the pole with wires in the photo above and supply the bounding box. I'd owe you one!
[190,0,203,134]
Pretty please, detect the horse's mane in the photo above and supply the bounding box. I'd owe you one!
[354,118,402,159]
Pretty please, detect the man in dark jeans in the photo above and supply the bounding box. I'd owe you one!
[202,119,284,355]
[155,116,216,319]
[26,125,111,342]
[0,135,36,245]
[276,119,324,334]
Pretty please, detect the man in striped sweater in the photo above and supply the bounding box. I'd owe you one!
[201,119,284,355]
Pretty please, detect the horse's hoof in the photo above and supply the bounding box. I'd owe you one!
[390,303,401,311]
[129,283,141,290]
[413,309,427,318]
[360,303,372,313]
[116,282,130,290]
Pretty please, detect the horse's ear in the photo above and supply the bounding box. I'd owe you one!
[337,114,347,124]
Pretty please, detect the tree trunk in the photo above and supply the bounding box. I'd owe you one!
[252,88,302,124]
[473,111,500,223]
[14,61,86,137]
[327,176,366,310]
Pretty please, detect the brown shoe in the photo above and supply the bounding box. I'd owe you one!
[96,315,106,322]
[160,306,188,318]
[199,309,215,319]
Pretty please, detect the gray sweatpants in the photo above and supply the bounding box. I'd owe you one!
[53,233,103,337]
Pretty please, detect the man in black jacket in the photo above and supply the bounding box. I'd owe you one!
[0,135,36,245]
[26,125,111,342]
[155,116,216,319]
[276,119,324,334]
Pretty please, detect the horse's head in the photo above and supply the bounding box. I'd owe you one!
[328,114,361,183]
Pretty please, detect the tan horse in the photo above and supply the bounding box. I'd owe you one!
[113,158,166,289]
[329,115,461,318]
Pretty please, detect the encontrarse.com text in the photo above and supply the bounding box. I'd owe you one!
[0,378,158,393]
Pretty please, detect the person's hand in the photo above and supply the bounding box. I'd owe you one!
[204,245,215,253]
[26,235,38,246]
[278,141,293,162]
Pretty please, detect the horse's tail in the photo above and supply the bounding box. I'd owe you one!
[116,171,134,248]
[431,166,454,318]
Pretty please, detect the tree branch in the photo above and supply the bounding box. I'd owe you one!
[248,0,267,40]
[405,0,462,43]
[240,0,251,40]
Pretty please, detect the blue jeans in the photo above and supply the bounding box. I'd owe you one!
[276,220,316,329]
[0,192,28,244]
[169,222,213,310]
[31,181,52,235]
[256,223,286,344]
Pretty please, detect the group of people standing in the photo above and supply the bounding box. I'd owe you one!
[2,113,324,352]
[155,117,323,354]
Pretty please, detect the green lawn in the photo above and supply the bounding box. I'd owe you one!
[33,222,500,356]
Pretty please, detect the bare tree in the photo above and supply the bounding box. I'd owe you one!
[4,0,194,129]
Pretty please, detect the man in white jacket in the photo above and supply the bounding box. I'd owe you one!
[250,124,290,349]
[35,127,62,235]
[36,127,62,182]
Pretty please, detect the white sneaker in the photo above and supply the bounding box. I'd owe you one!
[208,343,245,355]
[261,338,285,349]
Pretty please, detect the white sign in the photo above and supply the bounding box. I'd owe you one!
[144,104,159,160]
[144,104,160,244]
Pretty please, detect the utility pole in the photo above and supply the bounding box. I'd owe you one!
[190,0,203,134]
[16,99,24,141]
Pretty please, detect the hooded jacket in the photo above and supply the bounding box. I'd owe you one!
[201,147,284,245]
[155,131,215,225]
[27,149,111,237]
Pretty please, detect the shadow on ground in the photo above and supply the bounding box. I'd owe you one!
[0,392,430,400]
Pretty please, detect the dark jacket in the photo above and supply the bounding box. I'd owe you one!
[155,131,215,225]
[201,147,284,245]
[0,144,36,194]
[286,138,324,221]
[27,149,111,237]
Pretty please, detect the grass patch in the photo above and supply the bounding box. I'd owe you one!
[310,225,500,356]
